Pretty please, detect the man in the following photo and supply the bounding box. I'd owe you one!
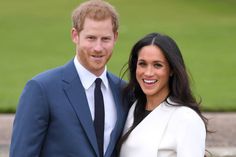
[10,0,129,157]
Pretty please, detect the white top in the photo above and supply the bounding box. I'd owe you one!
[73,57,117,154]
[120,100,206,157]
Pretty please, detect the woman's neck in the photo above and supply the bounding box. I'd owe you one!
[145,91,169,111]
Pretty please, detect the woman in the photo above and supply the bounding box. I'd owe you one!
[119,33,208,157]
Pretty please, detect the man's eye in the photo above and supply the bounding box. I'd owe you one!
[102,38,111,42]
[87,36,95,40]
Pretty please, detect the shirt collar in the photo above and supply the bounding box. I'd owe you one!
[73,57,109,89]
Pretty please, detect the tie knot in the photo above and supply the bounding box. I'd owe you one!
[95,78,102,87]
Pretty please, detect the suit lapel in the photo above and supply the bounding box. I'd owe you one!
[62,60,99,156]
[105,73,125,157]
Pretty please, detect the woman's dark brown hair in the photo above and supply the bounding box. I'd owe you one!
[118,33,208,153]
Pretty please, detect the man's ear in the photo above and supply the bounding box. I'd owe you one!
[114,31,118,42]
[71,28,79,44]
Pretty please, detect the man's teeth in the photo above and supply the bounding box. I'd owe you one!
[143,79,157,84]
[93,55,102,57]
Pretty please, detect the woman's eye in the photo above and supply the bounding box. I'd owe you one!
[154,63,163,68]
[138,62,146,66]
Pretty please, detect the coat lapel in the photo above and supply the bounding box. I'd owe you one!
[149,102,177,154]
[62,60,99,156]
[121,100,177,157]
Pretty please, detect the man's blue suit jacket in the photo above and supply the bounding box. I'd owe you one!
[10,60,129,157]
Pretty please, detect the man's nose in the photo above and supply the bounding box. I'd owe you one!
[94,41,103,52]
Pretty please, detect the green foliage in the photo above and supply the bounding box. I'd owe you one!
[0,0,236,112]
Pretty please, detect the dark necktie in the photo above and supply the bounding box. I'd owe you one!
[94,78,105,157]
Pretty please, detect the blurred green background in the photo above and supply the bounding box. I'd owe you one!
[0,0,236,113]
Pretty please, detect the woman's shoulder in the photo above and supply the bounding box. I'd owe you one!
[164,99,201,120]
[169,105,205,130]
[173,106,201,121]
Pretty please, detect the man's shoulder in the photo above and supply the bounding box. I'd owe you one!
[107,72,126,86]
[107,72,125,84]
[32,65,63,81]
[32,60,74,83]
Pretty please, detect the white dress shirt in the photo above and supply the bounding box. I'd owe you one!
[73,57,117,154]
